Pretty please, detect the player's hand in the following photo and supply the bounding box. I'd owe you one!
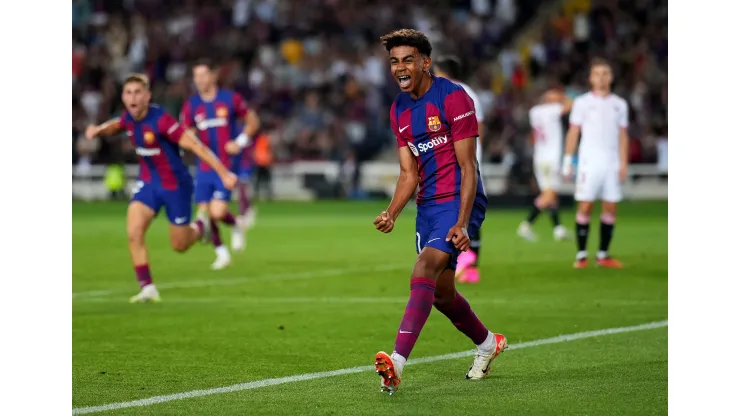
[619,164,628,182]
[561,165,573,182]
[225,141,241,155]
[446,223,470,252]
[373,211,395,233]
[220,172,238,190]
[85,125,100,140]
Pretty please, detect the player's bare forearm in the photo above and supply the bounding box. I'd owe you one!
[245,111,261,138]
[454,137,478,228]
[386,173,418,220]
[386,147,419,220]
[564,125,580,156]
[97,119,122,136]
[619,128,629,167]
[180,131,229,176]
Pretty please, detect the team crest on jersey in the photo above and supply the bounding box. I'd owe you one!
[427,116,441,132]
[407,142,420,157]
[143,131,155,144]
[217,107,229,118]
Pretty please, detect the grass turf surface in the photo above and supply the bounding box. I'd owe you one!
[73,200,668,415]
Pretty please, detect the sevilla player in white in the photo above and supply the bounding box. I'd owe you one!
[562,58,629,269]
[518,88,572,242]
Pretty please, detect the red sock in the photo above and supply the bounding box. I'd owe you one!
[221,212,236,226]
[238,183,250,216]
[134,264,152,287]
[437,292,489,345]
[393,277,436,359]
[211,220,222,247]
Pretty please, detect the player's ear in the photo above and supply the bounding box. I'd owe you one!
[423,56,432,73]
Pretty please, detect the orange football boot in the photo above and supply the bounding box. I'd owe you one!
[375,351,401,395]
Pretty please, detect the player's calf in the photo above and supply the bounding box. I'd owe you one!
[596,203,622,267]
[573,202,593,266]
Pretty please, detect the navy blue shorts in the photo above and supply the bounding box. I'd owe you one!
[194,171,232,203]
[415,201,486,270]
[130,180,194,225]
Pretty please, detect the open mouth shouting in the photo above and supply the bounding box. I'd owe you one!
[397,74,412,90]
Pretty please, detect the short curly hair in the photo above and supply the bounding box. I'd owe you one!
[380,29,432,57]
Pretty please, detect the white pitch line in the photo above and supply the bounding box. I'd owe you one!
[72,264,408,298]
[72,320,667,415]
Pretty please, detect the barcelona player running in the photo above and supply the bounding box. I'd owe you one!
[181,59,260,270]
[372,30,507,395]
[85,74,237,302]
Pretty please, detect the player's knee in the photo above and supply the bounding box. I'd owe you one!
[433,291,455,311]
[209,204,227,219]
[411,257,443,279]
[170,238,190,253]
[126,227,145,246]
[601,202,617,216]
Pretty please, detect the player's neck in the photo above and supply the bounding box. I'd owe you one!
[591,89,611,97]
[411,73,434,100]
[199,87,219,102]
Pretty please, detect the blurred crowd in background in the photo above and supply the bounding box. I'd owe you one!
[73,0,667,185]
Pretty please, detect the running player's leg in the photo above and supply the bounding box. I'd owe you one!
[518,161,550,241]
[195,173,225,266]
[596,169,623,268]
[543,164,567,240]
[237,172,256,228]
[376,245,447,394]
[127,183,160,303]
[209,180,246,252]
[434,205,506,378]
[573,169,601,268]
[167,182,208,253]
[375,211,439,394]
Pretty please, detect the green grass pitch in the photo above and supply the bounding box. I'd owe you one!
[73,200,668,415]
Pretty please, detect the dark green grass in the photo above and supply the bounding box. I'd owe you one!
[73,201,668,415]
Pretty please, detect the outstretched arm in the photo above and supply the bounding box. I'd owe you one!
[179,130,230,177]
[85,118,123,139]
[159,111,237,189]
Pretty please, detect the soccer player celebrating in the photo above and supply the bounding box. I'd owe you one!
[517,88,572,241]
[562,58,629,268]
[372,29,507,395]
[432,55,485,284]
[180,59,260,269]
[85,74,237,303]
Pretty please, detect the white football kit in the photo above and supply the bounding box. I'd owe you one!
[569,92,629,202]
[529,102,565,191]
[457,81,484,165]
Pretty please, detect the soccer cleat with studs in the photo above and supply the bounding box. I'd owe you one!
[375,351,401,395]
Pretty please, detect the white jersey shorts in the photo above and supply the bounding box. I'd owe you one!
[574,166,622,202]
[534,159,561,191]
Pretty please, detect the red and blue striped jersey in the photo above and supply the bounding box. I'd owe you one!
[180,89,248,173]
[390,75,487,207]
[119,104,190,190]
